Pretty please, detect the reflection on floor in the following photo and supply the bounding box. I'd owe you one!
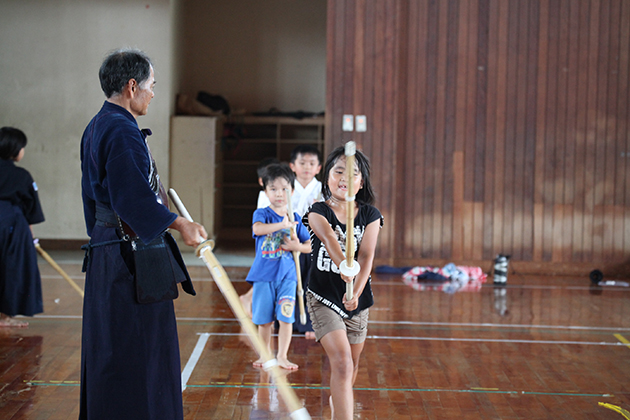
[1,253,629,419]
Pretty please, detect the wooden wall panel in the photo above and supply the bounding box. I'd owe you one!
[433,0,448,260]
[482,0,498,260]
[563,0,579,263]
[327,0,630,271]
[616,1,630,260]
[492,0,509,263]
[401,0,419,260]
[572,0,589,262]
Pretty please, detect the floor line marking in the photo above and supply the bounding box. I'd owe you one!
[614,334,630,349]
[28,317,627,346]
[181,332,210,392]
[178,317,630,332]
[365,334,626,346]
[25,380,615,398]
[30,315,630,333]
[185,331,627,346]
[180,384,616,398]
[367,320,630,332]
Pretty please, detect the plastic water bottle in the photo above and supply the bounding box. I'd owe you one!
[493,254,510,285]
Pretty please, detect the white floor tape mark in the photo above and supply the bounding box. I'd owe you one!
[181,333,210,392]
[191,331,627,347]
[31,315,630,332]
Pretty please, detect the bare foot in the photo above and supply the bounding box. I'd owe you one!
[305,331,316,340]
[252,358,265,368]
[0,316,28,328]
[329,395,335,420]
[277,357,298,370]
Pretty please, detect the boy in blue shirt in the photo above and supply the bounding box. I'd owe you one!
[246,163,311,370]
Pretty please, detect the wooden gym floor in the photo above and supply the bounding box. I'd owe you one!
[1,250,629,419]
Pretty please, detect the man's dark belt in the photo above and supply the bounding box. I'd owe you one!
[81,204,130,272]
[94,204,137,239]
[81,203,196,303]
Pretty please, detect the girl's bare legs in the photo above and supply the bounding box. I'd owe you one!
[320,329,361,420]
[350,340,365,382]
[253,322,273,367]
[276,320,298,370]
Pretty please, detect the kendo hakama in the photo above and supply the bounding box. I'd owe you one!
[0,158,44,318]
[0,201,43,317]
[79,223,183,419]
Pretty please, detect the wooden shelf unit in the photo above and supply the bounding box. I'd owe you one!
[219,115,325,244]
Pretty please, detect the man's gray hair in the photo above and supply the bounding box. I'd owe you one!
[99,48,152,98]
